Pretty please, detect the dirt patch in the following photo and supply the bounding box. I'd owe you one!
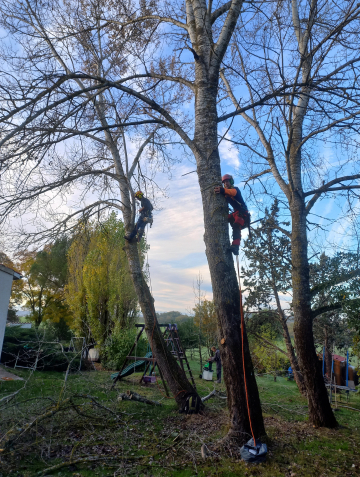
[180,408,227,435]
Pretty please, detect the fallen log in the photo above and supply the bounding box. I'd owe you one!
[201,389,216,402]
[201,389,227,402]
[118,390,162,406]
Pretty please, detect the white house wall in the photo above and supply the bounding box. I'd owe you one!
[0,268,15,359]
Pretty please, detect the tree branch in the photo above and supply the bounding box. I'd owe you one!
[212,0,244,70]
[310,269,360,298]
[128,127,160,179]
[305,174,360,213]
[252,332,288,356]
[243,169,272,186]
[211,1,232,24]
[311,298,360,319]
[100,15,188,31]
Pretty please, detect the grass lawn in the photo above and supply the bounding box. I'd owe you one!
[0,358,359,476]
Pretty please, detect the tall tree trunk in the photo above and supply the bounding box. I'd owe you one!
[279,315,306,396]
[273,286,306,395]
[291,197,337,427]
[271,241,306,395]
[194,77,265,441]
[105,138,200,409]
[125,241,199,408]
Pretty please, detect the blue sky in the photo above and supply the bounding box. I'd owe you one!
[140,132,255,313]
[1,3,359,316]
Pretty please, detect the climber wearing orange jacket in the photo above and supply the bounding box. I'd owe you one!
[214,174,250,255]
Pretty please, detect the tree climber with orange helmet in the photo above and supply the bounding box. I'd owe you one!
[125,191,153,242]
[214,174,250,255]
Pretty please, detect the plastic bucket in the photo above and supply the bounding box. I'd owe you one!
[202,370,213,381]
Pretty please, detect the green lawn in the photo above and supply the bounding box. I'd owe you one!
[0,360,359,476]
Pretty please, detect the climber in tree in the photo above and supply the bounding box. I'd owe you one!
[125,191,153,242]
[214,174,250,255]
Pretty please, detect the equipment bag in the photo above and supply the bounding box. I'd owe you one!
[179,393,201,414]
[240,438,267,463]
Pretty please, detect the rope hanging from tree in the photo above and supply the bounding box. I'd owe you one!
[236,255,268,463]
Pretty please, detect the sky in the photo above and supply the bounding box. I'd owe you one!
[4,123,355,316]
[1,4,359,317]
[135,131,256,314]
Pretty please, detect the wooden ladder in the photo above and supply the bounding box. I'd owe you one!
[164,324,196,389]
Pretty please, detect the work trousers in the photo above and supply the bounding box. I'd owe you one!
[208,362,222,383]
[128,216,148,240]
[228,211,246,246]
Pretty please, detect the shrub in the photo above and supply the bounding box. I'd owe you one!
[41,318,73,341]
[249,331,290,375]
[102,327,148,370]
[1,326,80,371]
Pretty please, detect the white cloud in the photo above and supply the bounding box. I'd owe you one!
[145,166,212,312]
[218,127,241,169]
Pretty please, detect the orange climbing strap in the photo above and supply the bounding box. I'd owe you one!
[236,255,257,446]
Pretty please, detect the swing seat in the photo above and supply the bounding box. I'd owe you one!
[143,375,156,383]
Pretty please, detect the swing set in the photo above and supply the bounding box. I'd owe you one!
[111,323,196,391]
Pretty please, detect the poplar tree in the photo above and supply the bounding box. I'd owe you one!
[220,0,360,426]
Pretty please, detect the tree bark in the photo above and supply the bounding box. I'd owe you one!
[124,240,199,408]
[273,291,306,395]
[287,0,337,425]
[269,228,307,396]
[291,197,337,427]
[102,130,200,409]
[279,315,306,396]
[193,71,265,440]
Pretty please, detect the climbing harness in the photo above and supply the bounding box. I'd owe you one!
[143,216,153,227]
[236,255,268,463]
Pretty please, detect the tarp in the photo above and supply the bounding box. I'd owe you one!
[240,438,267,463]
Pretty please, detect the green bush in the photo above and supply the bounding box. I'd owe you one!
[102,327,148,370]
[1,326,80,371]
[40,318,73,341]
[249,331,290,375]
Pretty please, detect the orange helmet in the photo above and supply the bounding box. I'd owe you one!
[222,174,234,185]
[135,191,144,199]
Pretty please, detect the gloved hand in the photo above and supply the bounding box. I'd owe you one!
[214,186,225,195]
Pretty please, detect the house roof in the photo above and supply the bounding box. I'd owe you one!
[333,354,346,362]
[0,264,22,280]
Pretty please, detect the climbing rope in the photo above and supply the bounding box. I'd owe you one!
[236,254,257,446]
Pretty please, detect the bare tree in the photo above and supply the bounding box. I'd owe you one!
[242,201,307,396]
[0,0,270,441]
[219,0,360,426]
[0,0,199,409]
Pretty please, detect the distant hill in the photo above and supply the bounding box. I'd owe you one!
[157,311,192,324]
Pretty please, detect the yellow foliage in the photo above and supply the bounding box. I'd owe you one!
[193,299,218,350]
[65,213,138,343]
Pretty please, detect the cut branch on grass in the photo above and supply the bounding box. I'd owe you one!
[118,390,162,406]
[201,389,216,402]
[201,389,228,402]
